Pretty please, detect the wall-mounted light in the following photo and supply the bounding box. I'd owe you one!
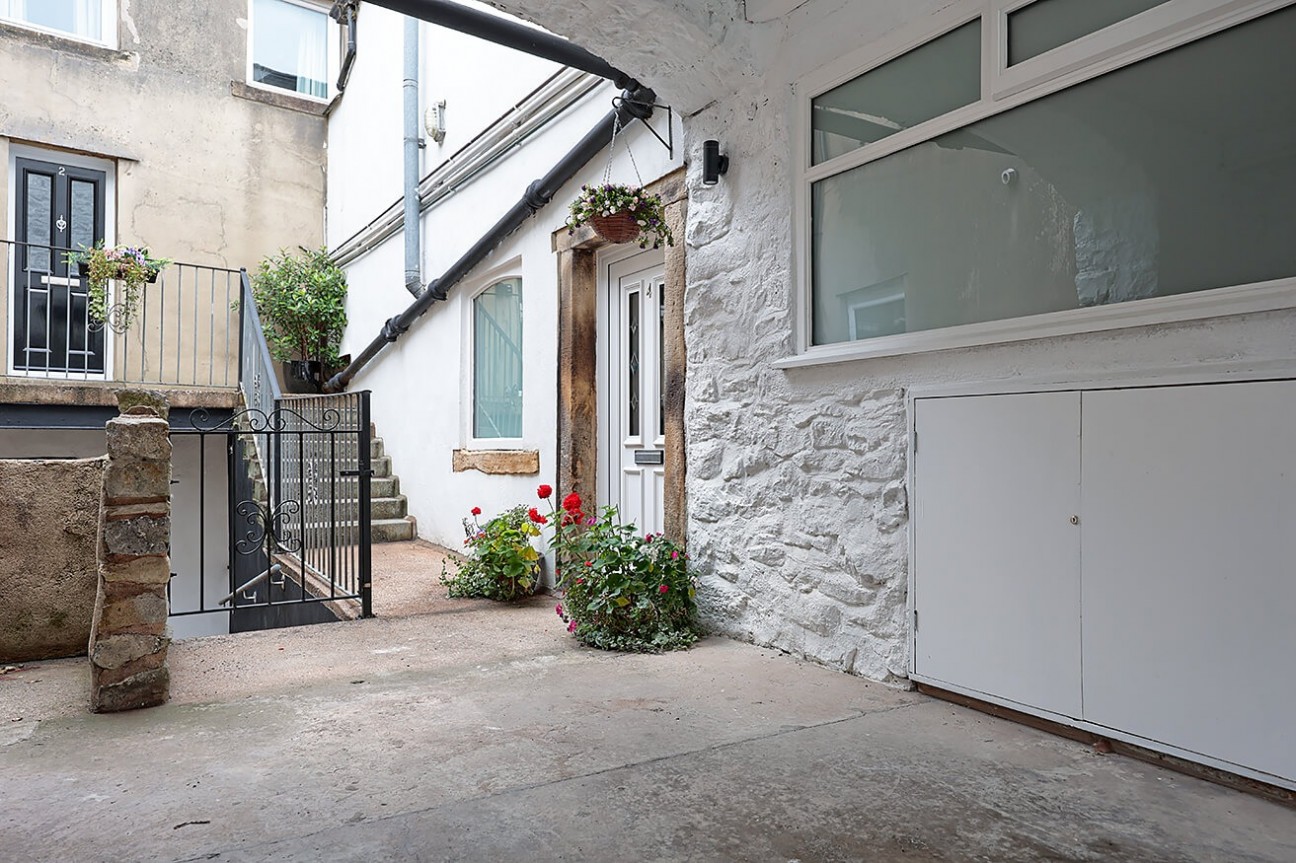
[425,100,447,145]
[702,139,729,186]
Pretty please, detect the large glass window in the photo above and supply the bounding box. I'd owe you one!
[250,0,330,100]
[473,279,523,439]
[812,19,981,165]
[0,0,111,44]
[811,4,1296,346]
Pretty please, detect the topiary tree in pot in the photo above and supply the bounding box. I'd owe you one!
[251,248,348,393]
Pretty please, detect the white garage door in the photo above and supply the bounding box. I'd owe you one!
[912,381,1296,789]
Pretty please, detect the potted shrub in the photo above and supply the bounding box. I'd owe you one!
[251,248,347,394]
[66,242,170,332]
[440,504,545,601]
[566,184,675,249]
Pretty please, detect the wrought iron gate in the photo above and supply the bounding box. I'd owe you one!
[168,392,373,630]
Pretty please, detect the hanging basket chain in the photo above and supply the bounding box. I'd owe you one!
[603,109,646,189]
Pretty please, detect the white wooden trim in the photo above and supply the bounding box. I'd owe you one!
[245,0,338,103]
[774,277,1296,370]
[0,0,117,49]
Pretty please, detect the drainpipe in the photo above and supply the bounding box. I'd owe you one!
[356,0,639,91]
[322,87,655,393]
[403,16,423,297]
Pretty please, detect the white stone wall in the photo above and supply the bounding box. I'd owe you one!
[485,0,1296,685]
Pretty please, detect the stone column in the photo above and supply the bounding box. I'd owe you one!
[88,393,172,713]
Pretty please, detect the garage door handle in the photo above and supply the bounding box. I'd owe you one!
[1070,515,1079,525]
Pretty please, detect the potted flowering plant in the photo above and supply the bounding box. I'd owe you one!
[566,184,674,249]
[539,486,699,652]
[439,504,545,601]
[66,242,170,331]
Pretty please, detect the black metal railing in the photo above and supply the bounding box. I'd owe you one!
[1,238,241,388]
[168,393,373,627]
[166,275,373,630]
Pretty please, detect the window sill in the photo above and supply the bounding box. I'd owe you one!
[230,81,332,116]
[452,449,540,476]
[0,20,125,61]
[776,277,1296,370]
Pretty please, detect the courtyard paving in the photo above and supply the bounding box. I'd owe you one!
[2,542,1294,862]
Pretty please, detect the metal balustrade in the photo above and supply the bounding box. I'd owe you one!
[1,238,240,389]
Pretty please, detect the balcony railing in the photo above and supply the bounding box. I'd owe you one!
[1,238,241,389]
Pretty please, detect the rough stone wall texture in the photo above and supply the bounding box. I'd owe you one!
[487,0,1296,685]
[89,405,173,713]
[0,458,105,662]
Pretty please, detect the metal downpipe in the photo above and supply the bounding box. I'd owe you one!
[403,16,423,296]
[323,88,655,393]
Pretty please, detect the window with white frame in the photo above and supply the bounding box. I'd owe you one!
[0,0,116,46]
[801,0,1296,353]
[473,278,524,440]
[248,0,332,101]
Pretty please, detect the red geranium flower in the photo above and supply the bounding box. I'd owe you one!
[470,506,482,516]
[537,484,553,499]
[528,507,548,525]
[658,584,669,594]
[561,492,582,513]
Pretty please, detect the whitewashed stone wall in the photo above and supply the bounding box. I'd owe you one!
[490,0,1296,684]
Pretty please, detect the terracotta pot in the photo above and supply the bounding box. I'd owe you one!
[589,211,642,244]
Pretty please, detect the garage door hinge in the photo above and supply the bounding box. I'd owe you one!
[913,609,919,632]
[913,430,918,454]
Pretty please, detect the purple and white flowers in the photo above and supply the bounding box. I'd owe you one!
[566,183,675,250]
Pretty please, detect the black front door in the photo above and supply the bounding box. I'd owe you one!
[12,156,107,374]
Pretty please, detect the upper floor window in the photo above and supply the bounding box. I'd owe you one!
[0,0,116,47]
[248,0,331,101]
[797,0,1296,357]
[473,279,524,440]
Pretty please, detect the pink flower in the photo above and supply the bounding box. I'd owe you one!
[555,604,564,616]
[658,584,669,594]
[671,551,679,560]
[567,620,578,633]
[645,534,653,542]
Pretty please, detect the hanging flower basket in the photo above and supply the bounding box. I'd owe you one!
[65,242,171,332]
[589,211,644,245]
[567,184,674,250]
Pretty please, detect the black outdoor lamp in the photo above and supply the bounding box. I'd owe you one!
[702,139,729,185]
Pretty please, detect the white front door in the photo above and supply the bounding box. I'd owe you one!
[599,251,666,535]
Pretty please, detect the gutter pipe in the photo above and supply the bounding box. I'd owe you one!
[332,2,358,92]
[323,87,655,393]
[403,16,423,296]
[351,0,640,91]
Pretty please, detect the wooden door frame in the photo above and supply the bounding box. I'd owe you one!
[552,167,687,542]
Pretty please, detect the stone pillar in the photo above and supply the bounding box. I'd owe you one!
[88,392,172,713]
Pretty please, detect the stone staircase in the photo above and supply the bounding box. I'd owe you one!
[369,428,416,543]
[239,423,416,544]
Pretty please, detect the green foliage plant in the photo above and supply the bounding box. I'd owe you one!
[66,242,170,330]
[440,505,543,601]
[251,248,348,367]
[542,486,700,653]
[566,183,675,250]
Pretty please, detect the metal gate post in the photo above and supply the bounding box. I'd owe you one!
[358,391,374,618]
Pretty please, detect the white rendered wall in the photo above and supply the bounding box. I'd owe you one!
[481,0,1296,685]
[328,11,681,547]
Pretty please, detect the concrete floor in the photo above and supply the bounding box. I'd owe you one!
[2,545,1295,862]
